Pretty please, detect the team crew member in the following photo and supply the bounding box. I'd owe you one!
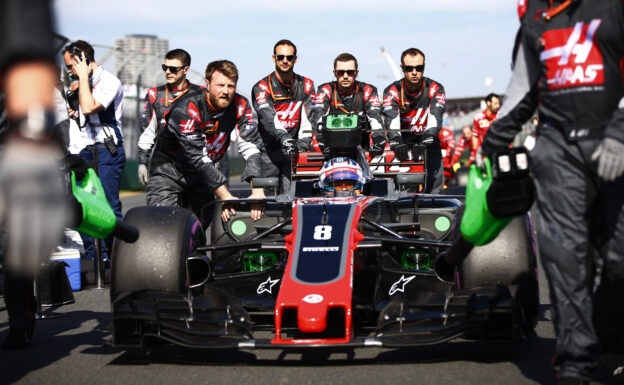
[450,125,480,167]
[472,93,500,143]
[480,1,624,383]
[62,40,125,262]
[252,39,315,193]
[438,123,456,172]
[136,49,202,186]
[148,60,265,223]
[382,48,447,193]
[313,53,387,159]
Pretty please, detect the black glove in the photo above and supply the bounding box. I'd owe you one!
[392,143,410,161]
[369,143,384,156]
[296,139,310,152]
[420,133,436,147]
[65,154,88,181]
[282,137,296,157]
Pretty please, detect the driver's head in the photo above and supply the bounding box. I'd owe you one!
[319,157,366,197]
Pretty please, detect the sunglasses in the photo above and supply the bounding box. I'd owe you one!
[403,65,425,73]
[275,55,296,62]
[335,69,357,77]
[162,64,185,73]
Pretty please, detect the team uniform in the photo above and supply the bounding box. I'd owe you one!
[438,125,456,171]
[382,78,446,193]
[450,134,480,166]
[314,81,387,151]
[148,91,263,224]
[137,81,202,166]
[252,72,314,193]
[314,81,386,171]
[481,0,624,380]
[472,108,497,143]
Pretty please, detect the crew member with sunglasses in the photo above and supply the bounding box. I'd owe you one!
[313,53,387,164]
[382,48,446,193]
[136,49,202,186]
[251,39,315,193]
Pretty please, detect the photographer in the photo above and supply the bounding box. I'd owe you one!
[62,40,125,263]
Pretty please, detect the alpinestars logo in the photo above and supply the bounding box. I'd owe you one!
[257,277,279,294]
[428,82,439,99]
[304,78,313,94]
[187,102,201,123]
[389,275,415,295]
[540,19,604,90]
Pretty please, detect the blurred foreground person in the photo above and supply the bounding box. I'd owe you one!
[0,0,70,349]
[481,1,624,383]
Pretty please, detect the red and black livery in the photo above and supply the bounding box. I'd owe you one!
[111,142,539,349]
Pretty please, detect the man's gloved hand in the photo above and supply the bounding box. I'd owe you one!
[296,139,310,152]
[65,154,88,181]
[420,133,436,147]
[369,142,385,156]
[0,140,70,274]
[137,164,149,186]
[392,143,411,161]
[591,137,624,181]
[282,137,296,157]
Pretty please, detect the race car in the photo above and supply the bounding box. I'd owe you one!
[110,114,538,349]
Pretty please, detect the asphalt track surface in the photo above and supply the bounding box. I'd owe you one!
[0,192,614,384]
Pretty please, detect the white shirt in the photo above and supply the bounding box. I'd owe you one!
[72,65,124,150]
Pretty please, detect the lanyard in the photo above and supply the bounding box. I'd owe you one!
[400,79,424,111]
[165,81,191,107]
[268,73,294,101]
[544,0,573,21]
[333,83,359,114]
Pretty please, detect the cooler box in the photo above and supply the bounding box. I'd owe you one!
[50,249,82,291]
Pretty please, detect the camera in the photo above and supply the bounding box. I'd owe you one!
[66,88,80,113]
[72,47,90,65]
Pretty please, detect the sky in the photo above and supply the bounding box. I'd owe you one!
[54,0,520,99]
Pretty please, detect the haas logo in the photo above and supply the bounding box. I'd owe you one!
[401,107,429,133]
[276,101,302,129]
[540,19,604,90]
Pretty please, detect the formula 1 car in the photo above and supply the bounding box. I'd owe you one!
[110,114,539,349]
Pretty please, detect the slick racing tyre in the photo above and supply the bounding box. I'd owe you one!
[456,208,539,337]
[111,206,205,300]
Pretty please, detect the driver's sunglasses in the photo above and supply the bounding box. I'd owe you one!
[403,65,425,73]
[335,70,357,77]
[162,64,184,73]
[275,55,296,62]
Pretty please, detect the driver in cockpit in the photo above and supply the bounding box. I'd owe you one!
[318,157,368,197]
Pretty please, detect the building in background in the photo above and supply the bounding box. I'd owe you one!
[114,34,168,86]
[113,35,168,160]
